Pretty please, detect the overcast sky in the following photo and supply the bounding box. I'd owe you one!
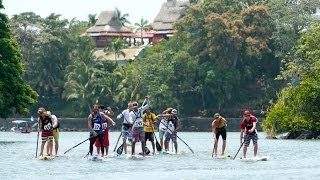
[1,0,167,24]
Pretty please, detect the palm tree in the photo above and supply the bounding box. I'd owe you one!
[104,38,127,61]
[134,18,151,45]
[88,14,97,26]
[115,8,130,26]
[62,36,104,113]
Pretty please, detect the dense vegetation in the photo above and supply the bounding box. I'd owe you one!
[0,1,37,118]
[262,23,320,137]
[1,0,320,137]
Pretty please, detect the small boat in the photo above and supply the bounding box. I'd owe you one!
[11,120,33,133]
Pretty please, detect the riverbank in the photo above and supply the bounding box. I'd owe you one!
[0,117,264,132]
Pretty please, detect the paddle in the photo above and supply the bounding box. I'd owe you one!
[233,142,244,160]
[130,76,142,101]
[159,120,194,154]
[116,143,124,155]
[35,130,40,158]
[113,131,123,152]
[151,125,162,152]
[64,131,103,155]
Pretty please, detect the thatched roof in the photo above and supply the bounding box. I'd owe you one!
[152,0,189,31]
[87,11,132,34]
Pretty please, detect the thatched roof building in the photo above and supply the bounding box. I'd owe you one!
[150,0,189,44]
[86,11,134,47]
[152,0,189,31]
[87,11,132,34]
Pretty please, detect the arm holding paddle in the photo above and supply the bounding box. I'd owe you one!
[87,114,97,137]
[248,121,256,134]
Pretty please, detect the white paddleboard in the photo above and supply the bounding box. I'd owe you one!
[126,154,146,160]
[212,155,232,159]
[161,151,177,155]
[237,156,269,161]
[88,155,103,161]
[39,155,55,161]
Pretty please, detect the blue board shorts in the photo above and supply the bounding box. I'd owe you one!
[244,133,258,146]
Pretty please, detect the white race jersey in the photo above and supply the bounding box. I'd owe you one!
[129,109,144,128]
[117,109,131,124]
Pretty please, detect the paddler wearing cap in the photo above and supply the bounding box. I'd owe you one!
[240,110,258,159]
[164,108,180,154]
[211,113,227,157]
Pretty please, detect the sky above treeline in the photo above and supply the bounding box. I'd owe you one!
[2,0,167,24]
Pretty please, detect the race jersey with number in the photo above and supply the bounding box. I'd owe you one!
[130,109,144,130]
[143,113,157,132]
[41,116,53,132]
[91,113,103,133]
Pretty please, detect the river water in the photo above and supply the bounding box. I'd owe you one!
[0,131,319,180]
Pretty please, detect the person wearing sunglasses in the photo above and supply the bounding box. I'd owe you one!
[211,113,227,157]
[240,110,258,159]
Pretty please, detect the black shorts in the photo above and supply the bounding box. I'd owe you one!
[216,127,227,140]
[145,132,154,141]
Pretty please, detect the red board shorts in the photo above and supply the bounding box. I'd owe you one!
[95,130,109,147]
[41,131,53,142]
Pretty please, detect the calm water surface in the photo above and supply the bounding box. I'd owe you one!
[0,131,319,180]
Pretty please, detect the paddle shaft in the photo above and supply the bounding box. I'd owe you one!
[64,130,104,155]
[233,142,244,160]
[130,77,142,102]
[159,120,194,154]
[113,131,122,152]
[150,120,162,151]
[36,130,40,158]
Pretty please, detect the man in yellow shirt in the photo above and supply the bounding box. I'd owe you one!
[143,107,157,154]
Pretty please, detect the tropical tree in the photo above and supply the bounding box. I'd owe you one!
[103,37,127,61]
[0,2,37,118]
[134,18,151,45]
[269,0,320,81]
[115,8,130,25]
[263,22,320,137]
[88,14,97,26]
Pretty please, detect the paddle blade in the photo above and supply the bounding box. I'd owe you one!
[116,143,124,155]
[156,141,162,152]
[144,146,150,155]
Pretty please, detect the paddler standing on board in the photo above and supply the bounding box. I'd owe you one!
[240,110,258,159]
[95,105,115,156]
[88,104,115,158]
[128,96,150,156]
[37,107,54,158]
[116,102,134,155]
[211,113,227,157]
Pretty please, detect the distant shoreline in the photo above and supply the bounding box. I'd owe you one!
[0,117,264,132]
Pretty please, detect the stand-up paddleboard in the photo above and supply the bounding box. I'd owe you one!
[212,154,233,159]
[236,156,269,161]
[39,155,55,160]
[161,151,177,155]
[126,154,146,160]
[88,155,103,161]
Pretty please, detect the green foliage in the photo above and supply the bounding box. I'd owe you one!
[133,0,276,115]
[263,22,320,136]
[270,0,320,81]
[103,38,127,61]
[0,8,37,118]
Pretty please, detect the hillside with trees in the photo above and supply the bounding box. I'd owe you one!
[1,0,320,137]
